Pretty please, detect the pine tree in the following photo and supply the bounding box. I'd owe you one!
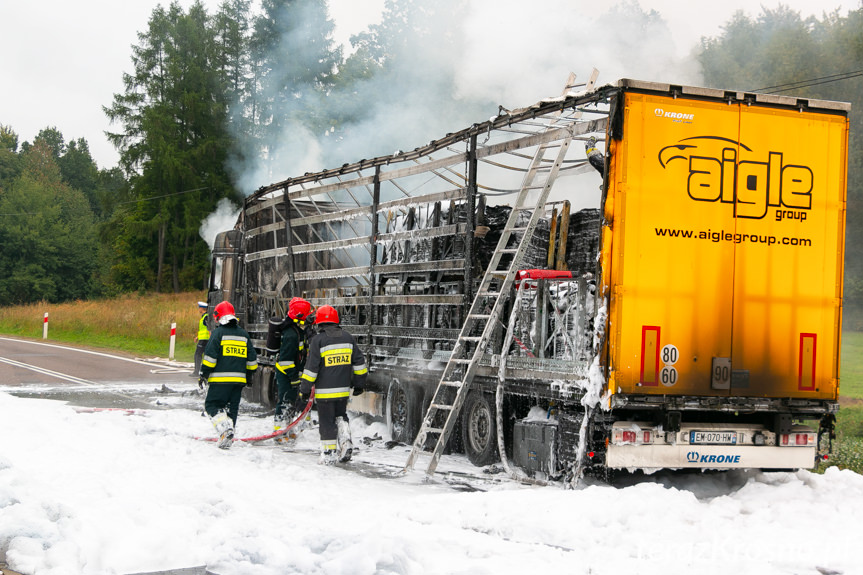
[0,125,21,188]
[105,0,238,293]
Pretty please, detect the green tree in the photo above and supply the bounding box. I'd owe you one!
[700,6,819,92]
[20,126,66,160]
[213,0,252,131]
[58,137,103,217]
[20,128,112,222]
[213,0,256,183]
[105,0,237,293]
[0,142,97,304]
[0,125,21,188]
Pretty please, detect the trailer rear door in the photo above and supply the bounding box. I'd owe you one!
[604,85,846,401]
[731,104,846,399]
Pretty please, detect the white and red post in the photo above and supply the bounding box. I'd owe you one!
[43,312,48,339]
[169,322,177,360]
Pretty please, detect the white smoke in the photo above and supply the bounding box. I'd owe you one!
[199,197,241,251]
[227,0,703,196]
[456,0,702,105]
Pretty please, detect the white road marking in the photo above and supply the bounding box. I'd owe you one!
[0,355,99,385]
[0,336,191,373]
[0,355,174,404]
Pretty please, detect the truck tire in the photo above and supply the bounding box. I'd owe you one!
[243,367,276,408]
[461,391,499,466]
[261,368,277,408]
[387,378,419,444]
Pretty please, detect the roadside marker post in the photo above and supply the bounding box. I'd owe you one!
[169,322,177,360]
[43,313,48,339]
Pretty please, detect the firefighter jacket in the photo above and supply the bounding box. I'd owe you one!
[197,314,210,341]
[275,321,307,382]
[300,324,367,401]
[201,321,258,385]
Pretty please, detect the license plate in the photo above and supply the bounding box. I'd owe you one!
[690,431,738,445]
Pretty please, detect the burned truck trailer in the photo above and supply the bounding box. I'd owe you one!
[208,78,847,479]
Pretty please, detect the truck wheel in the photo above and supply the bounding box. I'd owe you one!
[243,367,274,407]
[262,368,277,408]
[461,391,499,466]
[387,379,419,444]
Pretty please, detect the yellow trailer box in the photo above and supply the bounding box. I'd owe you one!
[603,80,848,402]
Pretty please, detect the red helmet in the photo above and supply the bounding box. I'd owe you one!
[314,305,339,325]
[287,297,312,321]
[213,301,236,325]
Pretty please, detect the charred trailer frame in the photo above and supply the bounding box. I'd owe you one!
[207,78,846,480]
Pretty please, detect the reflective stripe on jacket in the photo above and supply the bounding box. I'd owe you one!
[275,322,306,380]
[201,323,258,385]
[300,324,366,400]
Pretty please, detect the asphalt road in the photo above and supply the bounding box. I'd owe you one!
[0,336,198,409]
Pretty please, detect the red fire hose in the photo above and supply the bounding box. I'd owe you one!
[198,389,315,444]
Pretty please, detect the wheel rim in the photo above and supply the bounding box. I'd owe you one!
[466,400,492,454]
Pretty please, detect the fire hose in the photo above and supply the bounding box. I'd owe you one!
[197,388,315,443]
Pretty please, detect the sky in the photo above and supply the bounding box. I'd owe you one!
[0,0,858,173]
[1,376,862,575]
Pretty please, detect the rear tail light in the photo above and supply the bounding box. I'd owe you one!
[780,432,816,446]
[612,427,656,445]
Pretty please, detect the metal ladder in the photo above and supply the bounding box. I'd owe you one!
[403,92,581,476]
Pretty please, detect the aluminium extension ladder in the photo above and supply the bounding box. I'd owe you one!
[403,76,589,476]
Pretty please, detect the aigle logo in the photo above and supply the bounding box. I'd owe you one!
[658,136,813,222]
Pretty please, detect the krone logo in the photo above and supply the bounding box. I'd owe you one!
[654,107,695,122]
[685,451,742,464]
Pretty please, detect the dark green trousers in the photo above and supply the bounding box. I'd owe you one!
[317,398,348,441]
[205,383,244,425]
[274,372,300,422]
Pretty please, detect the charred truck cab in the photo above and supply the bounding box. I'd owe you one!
[207,78,847,480]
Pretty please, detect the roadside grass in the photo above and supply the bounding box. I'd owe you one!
[816,331,863,474]
[0,292,206,362]
[821,405,863,474]
[839,331,863,400]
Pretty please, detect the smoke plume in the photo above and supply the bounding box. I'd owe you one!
[228,0,701,196]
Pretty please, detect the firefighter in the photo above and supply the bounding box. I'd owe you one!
[299,305,367,464]
[200,301,258,449]
[585,135,604,176]
[273,297,313,442]
[192,301,210,378]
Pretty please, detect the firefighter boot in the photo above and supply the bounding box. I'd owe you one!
[337,416,353,463]
[319,440,338,465]
[273,413,294,445]
[211,410,234,449]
